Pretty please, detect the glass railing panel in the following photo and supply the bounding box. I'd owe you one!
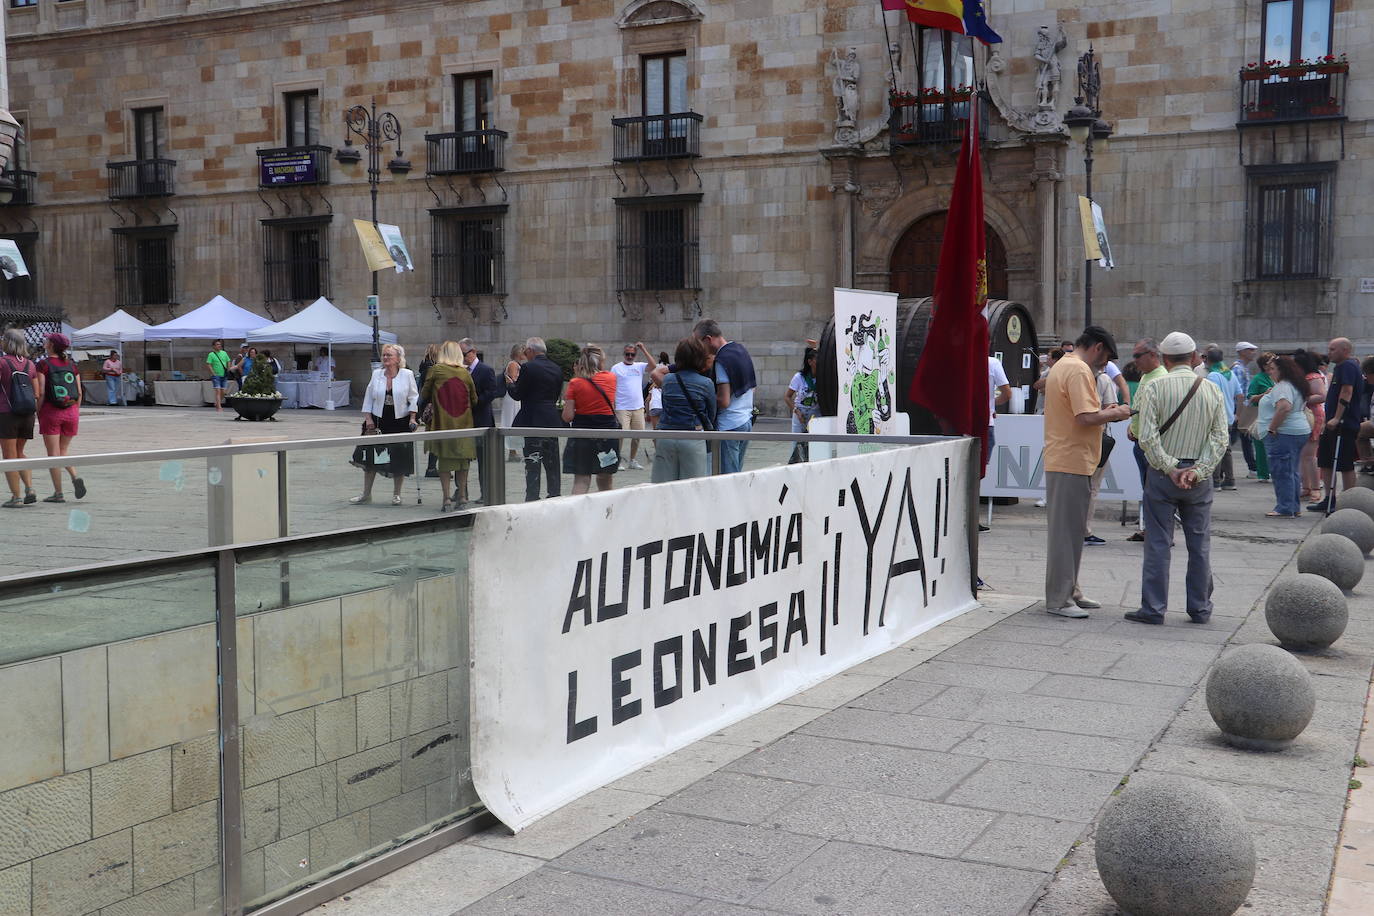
[233,521,479,910]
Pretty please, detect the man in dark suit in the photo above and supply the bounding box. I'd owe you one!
[505,336,564,500]
[461,337,503,503]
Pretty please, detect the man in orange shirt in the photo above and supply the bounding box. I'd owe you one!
[1041,326,1132,617]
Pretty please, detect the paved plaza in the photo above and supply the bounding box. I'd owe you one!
[292,460,1372,915]
[6,410,1372,914]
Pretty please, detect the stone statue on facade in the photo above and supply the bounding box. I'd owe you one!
[831,47,861,128]
[886,40,905,95]
[1034,25,1067,111]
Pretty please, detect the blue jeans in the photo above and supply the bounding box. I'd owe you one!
[1140,465,1213,620]
[105,376,119,405]
[719,420,752,474]
[1265,432,1307,516]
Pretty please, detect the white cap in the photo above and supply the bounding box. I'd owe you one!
[1160,331,1197,356]
[1235,341,1258,352]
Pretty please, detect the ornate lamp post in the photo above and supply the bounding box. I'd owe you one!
[338,99,410,364]
[1063,47,1113,328]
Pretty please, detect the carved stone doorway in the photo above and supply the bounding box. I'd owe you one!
[888,212,1008,300]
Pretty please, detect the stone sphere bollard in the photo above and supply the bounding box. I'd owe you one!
[1296,533,1365,592]
[1206,644,1316,750]
[1095,774,1256,916]
[1335,486,1374,522]
[1264,573,1349,651]
[1320,508,1374,556]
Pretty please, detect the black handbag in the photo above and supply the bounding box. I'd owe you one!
[1097,429,1115,468]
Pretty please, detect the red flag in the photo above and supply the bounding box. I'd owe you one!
[882,0,965,35]
[907,104,991,471]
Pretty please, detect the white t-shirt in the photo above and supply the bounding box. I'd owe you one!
[648,386,662,413]
[987,357,1009,423]
[1103,361,1122,380]
[610,361,647,410]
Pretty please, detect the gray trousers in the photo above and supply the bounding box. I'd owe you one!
[1044,470,1091,609]
[1140,466,1214,620]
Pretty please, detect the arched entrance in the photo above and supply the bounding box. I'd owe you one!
[888,212,1008,300]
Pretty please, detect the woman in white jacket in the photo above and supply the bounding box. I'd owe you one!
[349,343,420,505]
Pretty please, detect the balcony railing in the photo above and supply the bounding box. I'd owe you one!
[0,168,36,206]
[425,129,508,175]
[106,158,176,199]
[1239,63,1348,124]
[889,94,989,149]
[255,145,331,188]
[612,112,703,162]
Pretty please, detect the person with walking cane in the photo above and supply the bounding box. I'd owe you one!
[1310,337,1366,514]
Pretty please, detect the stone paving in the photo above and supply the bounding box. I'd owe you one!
[303,469,1374,915]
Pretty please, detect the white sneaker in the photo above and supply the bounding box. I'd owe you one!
[628,459,644,470]
[1034,498,1046,508]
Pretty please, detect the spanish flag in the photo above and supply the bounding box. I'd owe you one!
[880,0,1003,46]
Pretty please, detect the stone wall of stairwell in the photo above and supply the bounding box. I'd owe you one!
[0,573,474,915]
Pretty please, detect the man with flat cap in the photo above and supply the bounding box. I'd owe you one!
[1040,326,1132,617]
[1129,331,1229,625]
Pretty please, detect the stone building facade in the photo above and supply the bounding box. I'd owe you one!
[2,0,1372,404]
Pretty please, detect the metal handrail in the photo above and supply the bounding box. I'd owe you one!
[0,426,956,473]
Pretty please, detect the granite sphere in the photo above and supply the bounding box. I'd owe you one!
[1206,643,1316,750]
[1320,508,1374,556]
[1296,533,1365,592]
[1264,573,1349,651]
[1335,486,1374,522]
[1095,774,1256,916]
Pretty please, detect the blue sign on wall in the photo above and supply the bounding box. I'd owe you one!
[260,150,317,186]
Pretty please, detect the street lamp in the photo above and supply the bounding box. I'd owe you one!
[1063,46,1113,328]
[339,98,410,364]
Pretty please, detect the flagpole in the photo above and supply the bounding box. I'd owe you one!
[880,8,898,95]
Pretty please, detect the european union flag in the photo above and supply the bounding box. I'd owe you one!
[962,0,1003,45]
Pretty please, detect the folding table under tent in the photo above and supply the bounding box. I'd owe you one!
[245,297,397,408]
[70,308,152,405]
[142,295,270,406]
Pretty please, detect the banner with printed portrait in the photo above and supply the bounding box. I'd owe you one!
[834,288,899,436]
[469,440,977,831]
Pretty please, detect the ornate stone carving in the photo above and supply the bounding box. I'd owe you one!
[831,47,860,130]
[1034,26,1067,111]
[617,0,703,29]
[858,183,900,218]
[984,36,1066,136]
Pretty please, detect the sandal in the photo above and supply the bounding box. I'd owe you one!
[23,489,36,505]
[43,494,65,503]
[348,494,371,505]
[390,494,403,506]
[73,478,86,500]
[1,497,21,508]
[440,499,453,513]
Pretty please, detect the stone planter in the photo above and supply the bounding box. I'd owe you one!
[226,395,283,422]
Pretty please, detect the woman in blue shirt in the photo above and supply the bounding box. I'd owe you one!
[1256,355,1313,518]
[652,336,718,483]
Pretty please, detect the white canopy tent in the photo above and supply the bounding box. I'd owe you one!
[246,298,392,409]
[71,309,152,405]
[142,295,269,341]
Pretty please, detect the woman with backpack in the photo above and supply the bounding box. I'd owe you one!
[35,332,86,503]
[0,328,39,508]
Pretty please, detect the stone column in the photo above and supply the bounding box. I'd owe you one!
[1029,138,1064,340]
[824,150,862,291]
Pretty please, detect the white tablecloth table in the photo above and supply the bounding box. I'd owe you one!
[275,380,349,409]
[154,379,216,406]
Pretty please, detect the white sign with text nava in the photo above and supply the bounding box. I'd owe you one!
[982,414,1143,501]
[469,441,977,831]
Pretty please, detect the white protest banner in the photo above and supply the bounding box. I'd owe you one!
[834,288,898,435]
[470,440,977,831]
[982,414,1142,501]
[377,223,414,273]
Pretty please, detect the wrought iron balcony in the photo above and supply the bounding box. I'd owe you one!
[256,145,331,188]
[1239,63,1348,124]
[612,113,703,162]
[106,159,176,199]
[0,169,36,206]
[425,130,508,175]
[889,93,988,149]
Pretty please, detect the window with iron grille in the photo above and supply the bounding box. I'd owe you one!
[615,194,700,292]
[1247,165,1333,280]
[262,218,330,304]
[113,229,176,307]
[431,208,506,297]
[284,90,320,147]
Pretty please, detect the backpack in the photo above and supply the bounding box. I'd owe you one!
[4,356,36,416]
[43,359,79,409]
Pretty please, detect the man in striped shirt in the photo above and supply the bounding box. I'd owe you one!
[1128,331,1230,625]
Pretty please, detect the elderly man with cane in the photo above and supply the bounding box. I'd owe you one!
[1310,337,1366,514]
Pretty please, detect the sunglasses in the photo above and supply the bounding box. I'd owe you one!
[1131,351,1149,359]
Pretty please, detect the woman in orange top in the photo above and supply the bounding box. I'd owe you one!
[561,344,620,494]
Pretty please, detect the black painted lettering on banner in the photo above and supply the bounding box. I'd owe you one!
[664,534,695,603]
[610,650,642,725]
[566,670,597,742]
[784,590,808,652]
[653,637,684,708]
[636,540,663,610]
[758,601,779,664]
[692,623,717,692]
[598,547,632,622]
[726,611,755,676]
